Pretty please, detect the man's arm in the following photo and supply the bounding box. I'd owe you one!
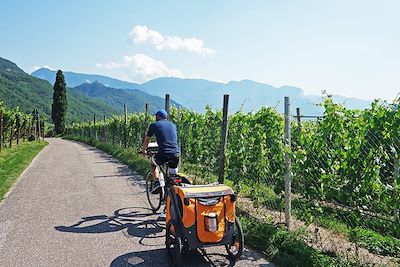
[141,135,151,154]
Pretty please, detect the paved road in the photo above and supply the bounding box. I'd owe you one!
[0,138,273,266]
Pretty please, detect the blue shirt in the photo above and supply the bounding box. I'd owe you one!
[146,119,180,155]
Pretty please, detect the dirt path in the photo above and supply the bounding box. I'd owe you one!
[0,138,273,267]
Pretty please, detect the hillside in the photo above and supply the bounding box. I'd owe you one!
[73,81,178,113]
[33,68,372,114]
[0,57,117,123]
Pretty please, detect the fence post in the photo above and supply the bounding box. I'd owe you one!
[112,117,116,146]
[9,119,14,148]
[23,119,27,141]
[0,110,3,151]
[103,115,106,142]
[218,94,229,184]
[37,113,41,142]
[143,103,149,142]
[296,107,302,128]
[41,121,45,140]
[165,94,170,115]
[124,104,128,148]
[394,154,399,222]
[93,114,97,139]
[284,96,292,229]
[16,115,20,145]
[144,103,149,124]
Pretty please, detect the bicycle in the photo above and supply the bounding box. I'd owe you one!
[143,143,186,214]
[141,143,243,266]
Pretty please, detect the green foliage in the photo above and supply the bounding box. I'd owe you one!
[0,60,118,123]
[292,98,399,215]
[52,70,68,134]
[0,103,36,149]
[349,227,400,257]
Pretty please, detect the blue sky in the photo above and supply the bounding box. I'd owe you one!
[0,0,399,101]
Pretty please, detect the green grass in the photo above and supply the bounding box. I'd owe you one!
[0,141,48,201]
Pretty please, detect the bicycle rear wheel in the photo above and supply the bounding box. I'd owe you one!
[225,217,244,262]
[146,171,162,213]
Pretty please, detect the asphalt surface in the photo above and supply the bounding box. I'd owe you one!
[0,138,273,267]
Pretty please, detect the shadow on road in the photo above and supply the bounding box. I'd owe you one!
[110,248,234,267]
[55,207,164,241]
[110,247,273,267]
[55,207,272,266]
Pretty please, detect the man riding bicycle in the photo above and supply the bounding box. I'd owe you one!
[141,109,180,193]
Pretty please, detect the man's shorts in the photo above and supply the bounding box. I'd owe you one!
[151,153,180,168]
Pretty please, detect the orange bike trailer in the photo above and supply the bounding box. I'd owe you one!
[166,183,237,248]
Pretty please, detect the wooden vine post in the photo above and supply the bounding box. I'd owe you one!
[112,118,116,146]
[144,103,149,126]
[103,115,106,141]
[165,94,170,115]
[394,154,399,222]
[9,118,14,148]
[284,96,292,229]
[93,114,97,139]
[143,103,149,144]
[296,107,302,128]
[16,114,20,145]
[41,120,45,140]
[124,104,128,148]
[218,94,229,184]
[37,112,40,141]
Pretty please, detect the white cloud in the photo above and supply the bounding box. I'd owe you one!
[128,25,215,55]
[96,54,183,82]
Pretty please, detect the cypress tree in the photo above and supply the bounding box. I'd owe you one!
[51,70,67,134]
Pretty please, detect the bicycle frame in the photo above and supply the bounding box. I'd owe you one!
[157,163,185,234]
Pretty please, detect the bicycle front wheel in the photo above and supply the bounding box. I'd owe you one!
[145,171,162,213]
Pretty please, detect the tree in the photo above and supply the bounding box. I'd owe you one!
[51,70,67,134]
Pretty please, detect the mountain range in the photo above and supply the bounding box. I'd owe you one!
[32,68,373,115]
[73,81,179,114]
[0,57,169,122]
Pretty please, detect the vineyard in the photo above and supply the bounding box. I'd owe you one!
[65,97,400,266]
[0,103,45,150]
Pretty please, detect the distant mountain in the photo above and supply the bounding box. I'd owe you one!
[139,78,372,114]
[73,81,179,113]
[32,68,373,114]
[32,68,140,89]
[0,57,117,123]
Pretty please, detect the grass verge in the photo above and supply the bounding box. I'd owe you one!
[0,141,48,201]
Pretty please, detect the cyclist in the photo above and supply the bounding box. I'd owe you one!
[141,109,180,193]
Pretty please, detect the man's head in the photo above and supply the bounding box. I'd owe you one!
[154,109,168,121]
